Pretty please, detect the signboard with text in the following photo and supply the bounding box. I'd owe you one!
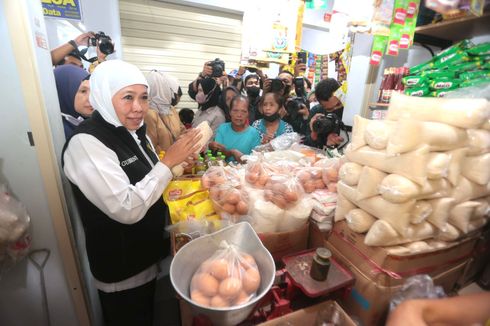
[41,0,82,21]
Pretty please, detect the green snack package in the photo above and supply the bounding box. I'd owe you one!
[434,51,470,68]
[435,40,474,59]
[386,24,402,56]
[459,70,490,81]
[410,61,435,75]
[467,42,490,56]
[402,75,426,87]
[429,78,460,90]
[421,70,456,79]
[430,89,451,97]
[450,61,483,72]
[370,35,389,65]
[460,78,490,88]
[405,86,429,96]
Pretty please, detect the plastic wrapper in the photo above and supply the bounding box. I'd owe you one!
[389,275,446,312]
[0,185,32,277]
[426,197,455,231]
[189,241,261,308]
[450,176,490,203]
[263,174,304,209]
[296,167,327,194]
[209,184,249,221]
[364,120,394,150]
[448,201,480,233]
[461,153,490,185]
[345,144,430,186]
[466,129,490,156]
[427,152,450,179]
[164,189,219,225]
[338,161,363,186]
[411,200,433,224]
[201,165,241,189]
[357,166,387,200]
[345,208,376,233]
[277,197,314,233]
[289,143,327,164]
[253,132,302,153]
[364,220,435,246]
[370,35,388,65]
[379,174,421,203]
[334,192,356,222]
[315,157,340,186]
[244,156,276,189]
[386,92,489,129]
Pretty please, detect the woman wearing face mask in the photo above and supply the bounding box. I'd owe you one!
[219,86,240,122]
[74,74,94,118]
[252,92,293,144]
[62,60,202,326]
[243,74,262,123]
[191,77,225,135]
[144,70,185,154]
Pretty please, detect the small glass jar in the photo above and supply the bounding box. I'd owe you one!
[310,247,332,281]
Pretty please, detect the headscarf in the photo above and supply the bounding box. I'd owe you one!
[197,78,221,111]
[219,86,240,122]
[89,60,149,128]
[54,65,89,119]
[146,70,179,115]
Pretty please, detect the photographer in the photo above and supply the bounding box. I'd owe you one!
[283,97,309,135]
[50,31,95,67]
[305,78,345,149]
[188,59,226,97]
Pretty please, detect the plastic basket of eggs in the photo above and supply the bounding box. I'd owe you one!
[170,222,275,326]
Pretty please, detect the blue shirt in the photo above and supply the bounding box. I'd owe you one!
[215,123,261,162]
[252,119,294,142]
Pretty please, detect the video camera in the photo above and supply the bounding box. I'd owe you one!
[285,96,307,121]
[209,58,225,77]
[313,112,341,137]
[89,31,114,55]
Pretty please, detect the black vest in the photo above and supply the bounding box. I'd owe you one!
[62,111,169,283]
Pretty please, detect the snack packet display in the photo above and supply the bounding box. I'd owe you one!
[189,241,261,308]
[370,35,388,65]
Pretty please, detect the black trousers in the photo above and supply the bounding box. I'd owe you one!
[98,279,156,326]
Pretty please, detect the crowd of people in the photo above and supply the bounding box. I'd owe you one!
[50,32,347,325]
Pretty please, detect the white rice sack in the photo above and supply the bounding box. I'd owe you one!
[426,240,448,250]
[379,174,421,203]
[250,199,283,233]
[468,218,489,232]
[386,92,489,129]
[351,115,368,150]
[426,197,456,231]
[357,166,387,200]
[406,241,432,253]
[364,220,435,246]
[338,162,363,186]
[411,201,432,224]
[338,182,414,236]
[448,201,480,233]
[386,246,411,255]
[466,129,490,156]
[386,120,467,155]
[345,145,429,186]
[473,198,490,219]
[334,192,356,222]
[278,198,313,232]
[451,177,490,203]
[416,179,452,200]
[364,120,395,150]
[483,119,490,131]
[427,152,450,179]
[436,223,461,241]
[447,148,468,186]
[345,208,376,233]
[461,153,490,185]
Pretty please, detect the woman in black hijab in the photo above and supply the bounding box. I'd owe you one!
[189,77,225,135]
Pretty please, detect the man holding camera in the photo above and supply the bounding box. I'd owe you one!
[305,78,345,149]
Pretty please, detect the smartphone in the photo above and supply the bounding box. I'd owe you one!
[297,51,307,64]
[269,78,284,92]
[247,67,257,73]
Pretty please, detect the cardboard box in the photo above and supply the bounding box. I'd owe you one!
[258,222,309,262]
[326,221,479,286]
[259,300,356,326]
[308,220,330,249]
[329,243,468,326]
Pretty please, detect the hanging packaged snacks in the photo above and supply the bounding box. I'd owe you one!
[393,0,408,25]
[402,0,420,48]
[402,75,427,87]
[387,25,402,56]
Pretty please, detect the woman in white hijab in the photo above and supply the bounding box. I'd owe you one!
[144,70,185,154]
[62,60,201,326]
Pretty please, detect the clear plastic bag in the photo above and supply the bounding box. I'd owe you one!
[244,155,275,189]
[201,165,241,189]
[263,174,304,209]
[295,167,328,193]
[315,157,341,186]
[209,184,249,221]
[389,274,446,311]
[189,240,261,308]
[0,185,32,277]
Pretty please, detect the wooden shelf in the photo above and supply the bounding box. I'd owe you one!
[415,12,490,42]
[368,102,390,108]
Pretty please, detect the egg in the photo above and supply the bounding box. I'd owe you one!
[272,183,287,195]
[327,182,337,193]
[233,291,251,306]
[303,181,316,193]
[219,277,242,300]
[214,176,226,184]
[236,201,248,215]
[191,290,210,307]
[242,267,261,294]
[209,187,221,201]
[194,273,219,297]
[264,190,273,201]
[225,190,240,205]
[297,171,311,182]
[209,259,230,280]
[239,253,257,270]
[271,195,287,209]
[313,179,325,189]
[249,164,260,174]
[198,259,214,273]
[222,203,236,214]
[246,172,259,184]
[325,168,338,182]
[258,174,269,186]
[201,176,211,189]
[210,295,229,308]
[284,191,298,202]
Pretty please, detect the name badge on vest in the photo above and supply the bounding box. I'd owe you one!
[121,155,138,167]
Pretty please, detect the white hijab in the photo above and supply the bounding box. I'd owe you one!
[89,60,149,128]
[146,70,179,115]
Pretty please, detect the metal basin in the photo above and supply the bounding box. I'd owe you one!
[170,222,275,326]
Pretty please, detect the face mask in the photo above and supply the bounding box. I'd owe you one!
[196,91,207,104]
[263,112,280,122]
[246,86,260,98]
[310,101,319,108]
